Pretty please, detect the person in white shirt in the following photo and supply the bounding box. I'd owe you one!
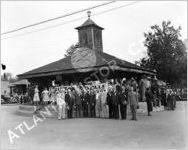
[56,89,66,120]
[95,89,101,118]
[101,88,108,118]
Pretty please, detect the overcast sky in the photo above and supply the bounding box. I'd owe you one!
[1,1,187,76]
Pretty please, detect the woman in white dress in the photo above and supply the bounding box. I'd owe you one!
[33,85,40,105]
[42,87,49,105]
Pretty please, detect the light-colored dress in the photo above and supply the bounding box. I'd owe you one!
[128,91,138,107]
[95,92,101,117]
[140,79,147,101]
[33,88,40,102]
[101,91,108,118]
[42,90,49,102]
[56,92,66,119]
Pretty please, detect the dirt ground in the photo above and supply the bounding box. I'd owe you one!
[0,101,187,150]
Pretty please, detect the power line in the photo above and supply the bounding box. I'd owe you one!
[1,1,116,35]
[1,17,87,40]
[1,1,141,40]
[93,1,140,17]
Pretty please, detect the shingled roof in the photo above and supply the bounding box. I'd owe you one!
[9,79,30,86]
[75,18,104,30]
[18,50,155,79]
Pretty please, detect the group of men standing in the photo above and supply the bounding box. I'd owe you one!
[57,83,162,121]
[55,85,128,120]
[161,88,178,111]
[23,76,182,121]
[33,77,170,121]
[51,81,140,121]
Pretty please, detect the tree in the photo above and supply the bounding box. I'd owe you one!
[1,72,18,82]
[64,42,80,57]
[1,64,6,70]
[139,21,187,87]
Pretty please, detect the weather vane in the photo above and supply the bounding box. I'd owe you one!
[87,11,91,18]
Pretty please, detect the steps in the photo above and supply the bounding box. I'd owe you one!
[16,105,37,117]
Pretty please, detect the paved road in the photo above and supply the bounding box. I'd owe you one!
[0,102,187,150]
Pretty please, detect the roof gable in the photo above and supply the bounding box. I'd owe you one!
[18,49,155,78]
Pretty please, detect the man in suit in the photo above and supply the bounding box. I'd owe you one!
[119,86,128,120]
[112,86,120,119]
[145,88,153,116]
[161,88,167,110]
[74,90,82,118]
[84,89,90,117]
[107,86,114,118]
[65,89,73,118]
[90,88,96,118]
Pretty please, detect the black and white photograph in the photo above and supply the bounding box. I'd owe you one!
[1,1,187,150]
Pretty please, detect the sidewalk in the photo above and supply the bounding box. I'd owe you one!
[0,101,187,149]
[128,102,164,114]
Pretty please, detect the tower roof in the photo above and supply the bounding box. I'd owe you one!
[75,18,104,30]
[75,11,104,30]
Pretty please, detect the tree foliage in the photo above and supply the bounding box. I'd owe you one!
[64,42,80,57]
[139,21,187,87]
[1,72,18,82]
[1,64,6,70]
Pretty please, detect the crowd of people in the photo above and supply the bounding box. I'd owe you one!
[29,77,183,121]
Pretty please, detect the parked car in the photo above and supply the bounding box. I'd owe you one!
[1,95,11,104]
[10,96,18,103]
[180,93,187,101]
[1,98,5,104]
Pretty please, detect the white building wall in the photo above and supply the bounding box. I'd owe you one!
[1,80,10,96]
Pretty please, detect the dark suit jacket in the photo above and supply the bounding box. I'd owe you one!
[75,92,81,105]
[145,91,153,102]
[90,94,96,105]
[119,92,127,105]
[65,94,73,106]
[112,92,119,105]
[84,92,90,105]
[107,92,113,106]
